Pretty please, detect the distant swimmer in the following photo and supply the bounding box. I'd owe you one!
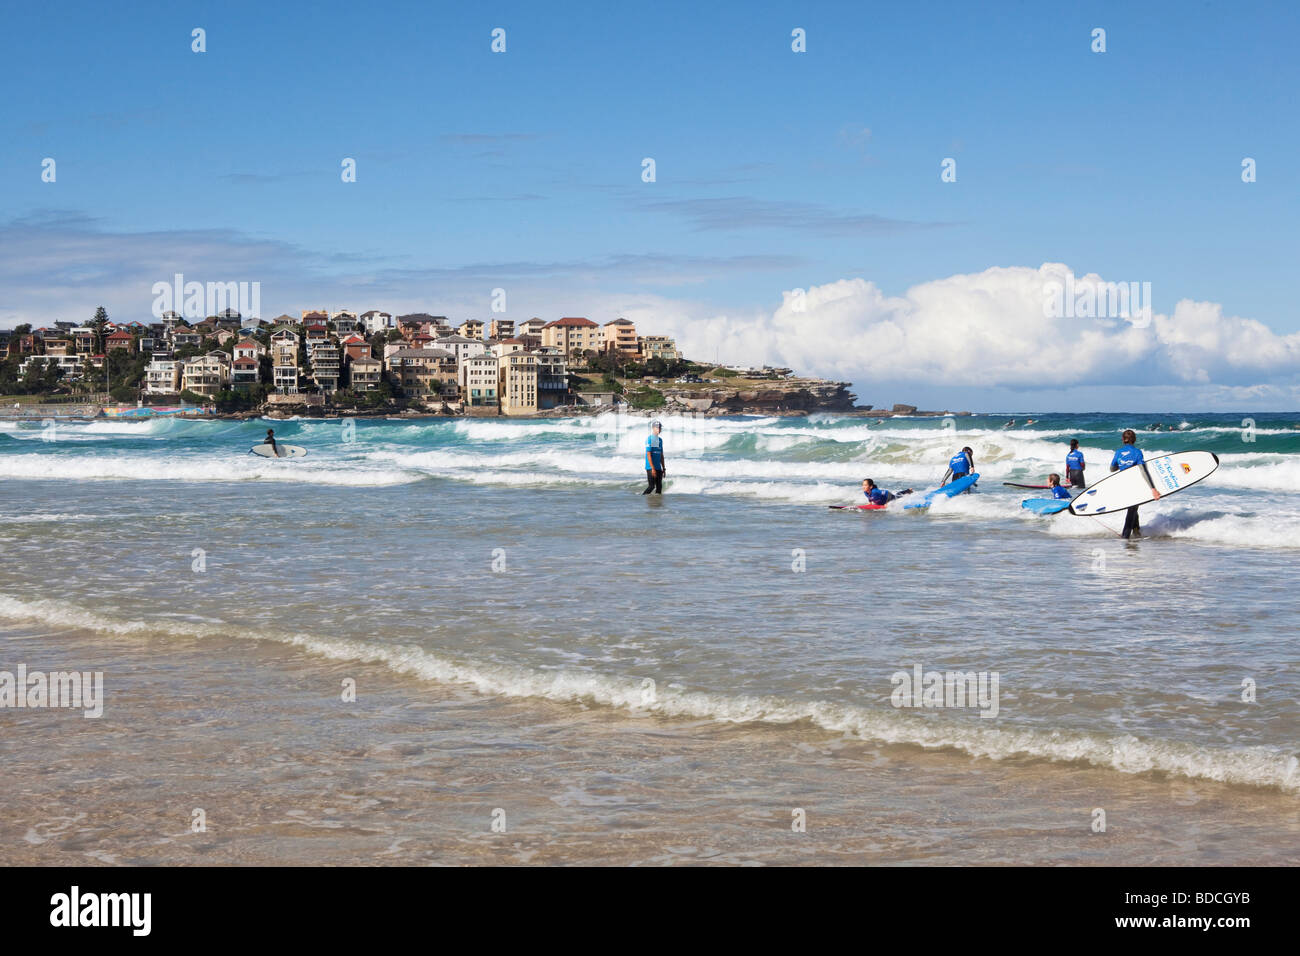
[941,446,975,487]
[1110,429,1146,539]
[1024,419,1037,426]
[1046,473,1073,499]
[1148,422,1162,431]
[264,428,280,457]
[861,478,913,506]
[642,420,665,495]
[1065,438,1086,488]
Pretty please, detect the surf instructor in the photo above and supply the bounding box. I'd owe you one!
[643,420,665,495]
[1065,439,1086,488]
[1110,429,1150,539]
[941,446,975,486]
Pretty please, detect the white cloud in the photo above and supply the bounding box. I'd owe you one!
[651,264,1300,390]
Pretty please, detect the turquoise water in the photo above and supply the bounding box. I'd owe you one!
[1,411,1298,796]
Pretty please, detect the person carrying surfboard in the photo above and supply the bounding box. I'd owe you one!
[642,420,665,495]
[940,447,975,487]
[861,478,913,505]
[1065,439,1086,488]
[1110,429,1147,538]
[264,428,280,458]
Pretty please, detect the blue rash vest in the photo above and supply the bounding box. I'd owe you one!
[1110,445,1144,471]
[1065,449,1085,471]
[1050,484,1073,499]
[866,487,892,505]
[645,433,664,470]
[948,452,972,477]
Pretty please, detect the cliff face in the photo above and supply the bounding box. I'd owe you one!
[660,381,859,414]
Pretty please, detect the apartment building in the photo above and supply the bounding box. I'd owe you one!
[639,335,681,362]
[231,356,260,392]
[459,353,500,407]
[488,318,515,340]
[541,317,601,357]
[603,318,638,355]
[347,356,382,391]
[311,343,341,393]
[181,351,231,396]
[386,348,457,400]
[457,319,485,340]
[144,358,180,395]
[499,352,539,414]
[434,335,488,365]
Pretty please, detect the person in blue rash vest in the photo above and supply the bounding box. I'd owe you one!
[642,420,665,495]
[861,478,913,505]
[1065,439,1086,488]
[1110,428,1146,538]
[1047,473,1073,499]
[940,446,975,487]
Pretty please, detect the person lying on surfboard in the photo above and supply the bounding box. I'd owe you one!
[264,428,280,457]
[1046,473,1073,499]
[861,478,913,506]
[940,447,975,487]
[1110,429,1147,538]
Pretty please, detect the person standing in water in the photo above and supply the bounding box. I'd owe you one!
[264,428,280,457]
[1110,428,1148,538]
[1065,439,1086,488]
[940,446,975,486]
[642,420,665,495]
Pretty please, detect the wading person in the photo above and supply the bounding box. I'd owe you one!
[1110,429,1147,538]
[643,420,665,495]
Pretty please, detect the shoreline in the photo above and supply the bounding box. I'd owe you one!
[4,620,1297,866]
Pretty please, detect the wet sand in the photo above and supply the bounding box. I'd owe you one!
[3,626,1297,866]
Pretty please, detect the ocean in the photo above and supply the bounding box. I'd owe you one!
[1,410,1297,864]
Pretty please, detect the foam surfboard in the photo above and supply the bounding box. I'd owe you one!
[1068,452,1218,516]
[829,503,888,511]
[1021,498,1072,515]
[904,473,979,509]
[250,444,308,459]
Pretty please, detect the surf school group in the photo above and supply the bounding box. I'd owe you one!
[829,427,1219,540]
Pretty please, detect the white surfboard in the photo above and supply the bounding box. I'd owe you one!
[249,444,308,459]
[1068,451,1218,516]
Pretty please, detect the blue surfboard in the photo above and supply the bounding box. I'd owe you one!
[1021,497,1071,515]
[904,473,980,509]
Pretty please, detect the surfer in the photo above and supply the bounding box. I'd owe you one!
[1065,439,1086,488]
[940,446,975,487]
[1046,473,1072,500]
[642,420,665,495]
[1110,429,1146,538]
[263,428,280,458]
[1003,419,1015,429]
[861,478,913,505]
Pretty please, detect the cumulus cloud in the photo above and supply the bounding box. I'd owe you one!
[653,264,1300,391]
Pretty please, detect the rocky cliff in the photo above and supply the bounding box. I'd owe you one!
[659,380,859,415]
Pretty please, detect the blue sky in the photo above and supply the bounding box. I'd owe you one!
[2,0,1297,410]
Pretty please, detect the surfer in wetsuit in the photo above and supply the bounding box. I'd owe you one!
[940,446,975,488]
[1065,439,1086,488]
[264,428,280,458]
[861,478,913,505]
[1110,429,1147,538]
[1047,473,1072,499]
[642,420,665,495]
